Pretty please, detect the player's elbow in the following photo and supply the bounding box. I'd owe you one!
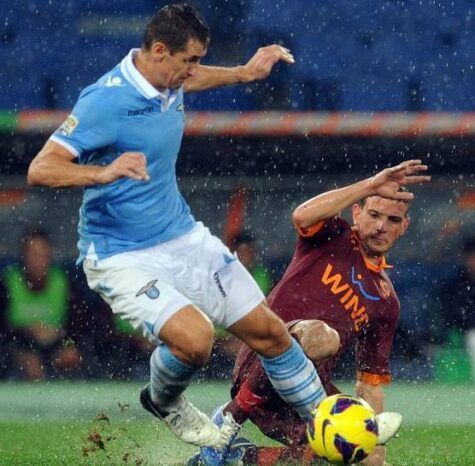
[27,157,53,187]
[28,152,62,188]
[292,204,323,230]
[292,207,310,229]
[27,159,43,186]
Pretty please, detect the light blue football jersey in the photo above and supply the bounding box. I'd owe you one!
[51,49,196,262]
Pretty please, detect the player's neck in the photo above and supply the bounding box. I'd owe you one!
[362,248,384,266]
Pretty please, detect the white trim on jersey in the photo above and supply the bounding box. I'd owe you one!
[50,135,80,158]
[120,49,179,110]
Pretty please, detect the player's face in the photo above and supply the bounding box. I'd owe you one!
[352,196,410,256]
[152,38,207,89]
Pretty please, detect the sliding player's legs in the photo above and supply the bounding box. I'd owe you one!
[200,319,337,465]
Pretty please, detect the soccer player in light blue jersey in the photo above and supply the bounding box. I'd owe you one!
[28,4,327,454]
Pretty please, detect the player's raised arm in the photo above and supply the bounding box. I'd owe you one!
[292,159,430,230]
[183,44,295,92]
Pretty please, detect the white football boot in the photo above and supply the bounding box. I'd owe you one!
[375,412,403,445]
[140,386,228,448]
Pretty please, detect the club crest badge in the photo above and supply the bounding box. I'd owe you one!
[376,279,391,299]
[136,279,160,299]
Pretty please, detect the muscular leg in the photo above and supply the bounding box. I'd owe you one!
[209,321,340,464]
[150,304,214,406]
[143,304,229,448]
[229,307,329,419]
[226,319,340,423]
[200,309,326,464]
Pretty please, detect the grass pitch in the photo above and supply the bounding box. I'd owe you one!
[0,381,473,465]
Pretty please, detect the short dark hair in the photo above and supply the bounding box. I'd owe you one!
[142,4,211,54]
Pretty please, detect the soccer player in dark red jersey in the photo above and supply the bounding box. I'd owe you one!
[192,160,430,466]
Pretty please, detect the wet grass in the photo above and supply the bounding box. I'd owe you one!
[0,420,474,465]
[0,381,473,465]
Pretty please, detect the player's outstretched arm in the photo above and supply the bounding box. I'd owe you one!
[183,45,294,92]
[27,140,150,188]
[292,159,430,230]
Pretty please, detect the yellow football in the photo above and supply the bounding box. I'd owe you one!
[307,395,379,464]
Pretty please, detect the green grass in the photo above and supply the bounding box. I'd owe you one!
[0,381,473,465]
[387,426,475,466]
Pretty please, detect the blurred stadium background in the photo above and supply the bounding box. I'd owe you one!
[0,0,474,464]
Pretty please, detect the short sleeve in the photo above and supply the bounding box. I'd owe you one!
[50,86,118,159]
[295,217,350,256]
[297,217,349,239]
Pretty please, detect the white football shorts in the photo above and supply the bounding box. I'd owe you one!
[83,222,265,342]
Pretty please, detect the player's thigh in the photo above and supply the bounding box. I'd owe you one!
[179,224,266,329]
[83,257,199,344]
[291,320,340,363]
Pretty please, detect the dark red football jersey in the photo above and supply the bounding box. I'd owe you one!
[266,216,400,384]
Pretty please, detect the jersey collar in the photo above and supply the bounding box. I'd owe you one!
[120,49,179,109]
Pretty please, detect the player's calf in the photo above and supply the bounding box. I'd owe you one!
[230,306,327,419]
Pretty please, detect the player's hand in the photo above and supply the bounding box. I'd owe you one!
[368,160,430,201]
[241,45,295,82]
[98,152,150,184]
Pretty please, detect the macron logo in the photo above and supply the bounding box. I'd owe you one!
[105,75,126,87]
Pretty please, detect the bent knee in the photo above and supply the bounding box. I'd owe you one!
[161,309,214,367]
[293,320,340,363]
[173,324,214,367]
[319,322,340,356]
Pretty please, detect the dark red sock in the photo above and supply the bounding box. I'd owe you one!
[225,378,265,424]
[226,355,273,424]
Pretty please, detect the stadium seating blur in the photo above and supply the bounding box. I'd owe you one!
[0,0,474,383]
[1,0,474,110]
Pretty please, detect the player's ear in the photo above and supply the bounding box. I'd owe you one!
[399,217,410,236]
[150,41,168,61]
[352,203,361,226]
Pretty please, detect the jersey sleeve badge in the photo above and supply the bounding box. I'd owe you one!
[58,114,79,137]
